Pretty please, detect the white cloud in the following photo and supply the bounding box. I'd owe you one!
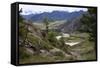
[19,4,88,15]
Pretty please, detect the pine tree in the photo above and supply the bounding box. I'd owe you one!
[43,17,49,34]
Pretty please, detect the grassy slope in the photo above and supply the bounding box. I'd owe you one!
[19,21,96,64]
[70,39,96,60]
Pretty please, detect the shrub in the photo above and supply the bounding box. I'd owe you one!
[19,47,31,60]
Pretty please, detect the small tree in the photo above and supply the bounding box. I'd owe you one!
[43,17,49,34]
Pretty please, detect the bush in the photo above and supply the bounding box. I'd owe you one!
[47,31,60,46]
[19,47,31,60]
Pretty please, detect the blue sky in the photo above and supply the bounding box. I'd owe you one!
[19,4,88,15]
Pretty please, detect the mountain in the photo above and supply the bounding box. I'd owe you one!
[22,10,85,22]
[21,10,87,33]
[57,16,82,33]
[22,14,34,20]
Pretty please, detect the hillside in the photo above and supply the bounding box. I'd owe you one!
[57,16,82,33]
[19,20,96,64]
[19,21,74,64]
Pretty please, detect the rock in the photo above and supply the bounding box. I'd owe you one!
[50,48,63,56]
[40,50,47,54]
[40,49,52,57]
[26,48,35,54]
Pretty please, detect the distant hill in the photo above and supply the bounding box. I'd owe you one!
[57,16,82,33]
[22,10,86,22]
[22,14,34,21]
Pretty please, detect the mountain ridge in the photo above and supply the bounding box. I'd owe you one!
[22,10,85,22]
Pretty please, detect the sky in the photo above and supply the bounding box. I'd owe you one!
[19,4,88,15]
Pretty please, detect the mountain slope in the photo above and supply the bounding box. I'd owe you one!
[57,16,82,33]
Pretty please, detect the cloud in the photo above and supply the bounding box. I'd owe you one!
[19,4,88,15]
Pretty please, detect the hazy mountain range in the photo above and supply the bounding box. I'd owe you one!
[22,10,86,22]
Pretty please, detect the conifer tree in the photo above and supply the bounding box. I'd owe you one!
[80,8,97,41]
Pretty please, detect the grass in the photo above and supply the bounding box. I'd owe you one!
[19,38,96,64]
[19,47,31,59]
[19,52,74,64]
[70,40,96,60]
[27,34,54,50]
[80,40,96,60]
[64,36,83,42]
[19,54,54,64]
[19,32,96,63]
